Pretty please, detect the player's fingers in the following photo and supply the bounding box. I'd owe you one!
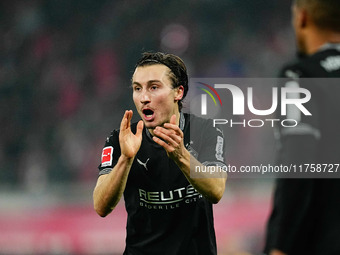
[152,136,174,152]
[126,110,132,129]
[167,132,182,144]
[162,125,183,140]
[120,110,133,131]
[136,120,144,138]
[155,126,175,136]
[120,110,129,130]
[153,129,178,147]
[163,123,183,138]
[155,127,182,144]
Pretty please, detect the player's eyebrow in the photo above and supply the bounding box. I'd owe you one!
[131,80,162,87]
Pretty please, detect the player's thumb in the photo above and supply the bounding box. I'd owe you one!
[170,114,177,125]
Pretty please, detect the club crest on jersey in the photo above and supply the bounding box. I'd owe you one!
[101,146,113,167]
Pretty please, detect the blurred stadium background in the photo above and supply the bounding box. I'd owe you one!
[0,0,294,254]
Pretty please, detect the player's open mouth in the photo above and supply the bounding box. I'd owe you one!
[142,108,155,121]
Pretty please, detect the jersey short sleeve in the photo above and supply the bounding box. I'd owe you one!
[188,115,227,169]
[98,129,121,176]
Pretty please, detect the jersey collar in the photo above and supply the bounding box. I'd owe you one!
[318,43,340,52]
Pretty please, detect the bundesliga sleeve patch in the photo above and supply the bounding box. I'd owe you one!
[101,146,113,167]
[215,136,224,161]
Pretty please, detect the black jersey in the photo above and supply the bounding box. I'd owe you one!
[98,113,226,255]
[264,44,340,255]
[276,44,340,165]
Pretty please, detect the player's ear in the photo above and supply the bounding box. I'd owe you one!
[174,85,184,101]
[298,8,308,29]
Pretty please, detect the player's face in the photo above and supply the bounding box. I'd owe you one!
[132,64,183,131]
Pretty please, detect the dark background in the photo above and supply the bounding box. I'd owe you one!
[0,1,293,254]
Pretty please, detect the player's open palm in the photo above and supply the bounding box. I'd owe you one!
[119,110,143,159]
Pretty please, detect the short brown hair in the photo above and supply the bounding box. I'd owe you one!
[295,0,340,32]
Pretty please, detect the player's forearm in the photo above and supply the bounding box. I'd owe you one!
[93,155,134,217]
[176,151,226,204]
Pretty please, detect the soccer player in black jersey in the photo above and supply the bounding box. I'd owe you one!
[93,52,227,255]
[264,1,340,255]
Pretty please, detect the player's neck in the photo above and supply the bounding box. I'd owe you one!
[305,28,340,55]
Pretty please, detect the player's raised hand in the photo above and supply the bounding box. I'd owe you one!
[119,110,143,159]
[152,114,186,162]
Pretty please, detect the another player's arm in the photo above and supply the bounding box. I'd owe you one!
[93,110,143,217]
[153,115,226,204]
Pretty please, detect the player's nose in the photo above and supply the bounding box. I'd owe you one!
[140,90,151,104]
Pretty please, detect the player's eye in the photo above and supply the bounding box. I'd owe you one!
[133,86,141,92]
[150,85,158,91]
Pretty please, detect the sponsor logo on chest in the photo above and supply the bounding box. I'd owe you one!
[138,185,202,210]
